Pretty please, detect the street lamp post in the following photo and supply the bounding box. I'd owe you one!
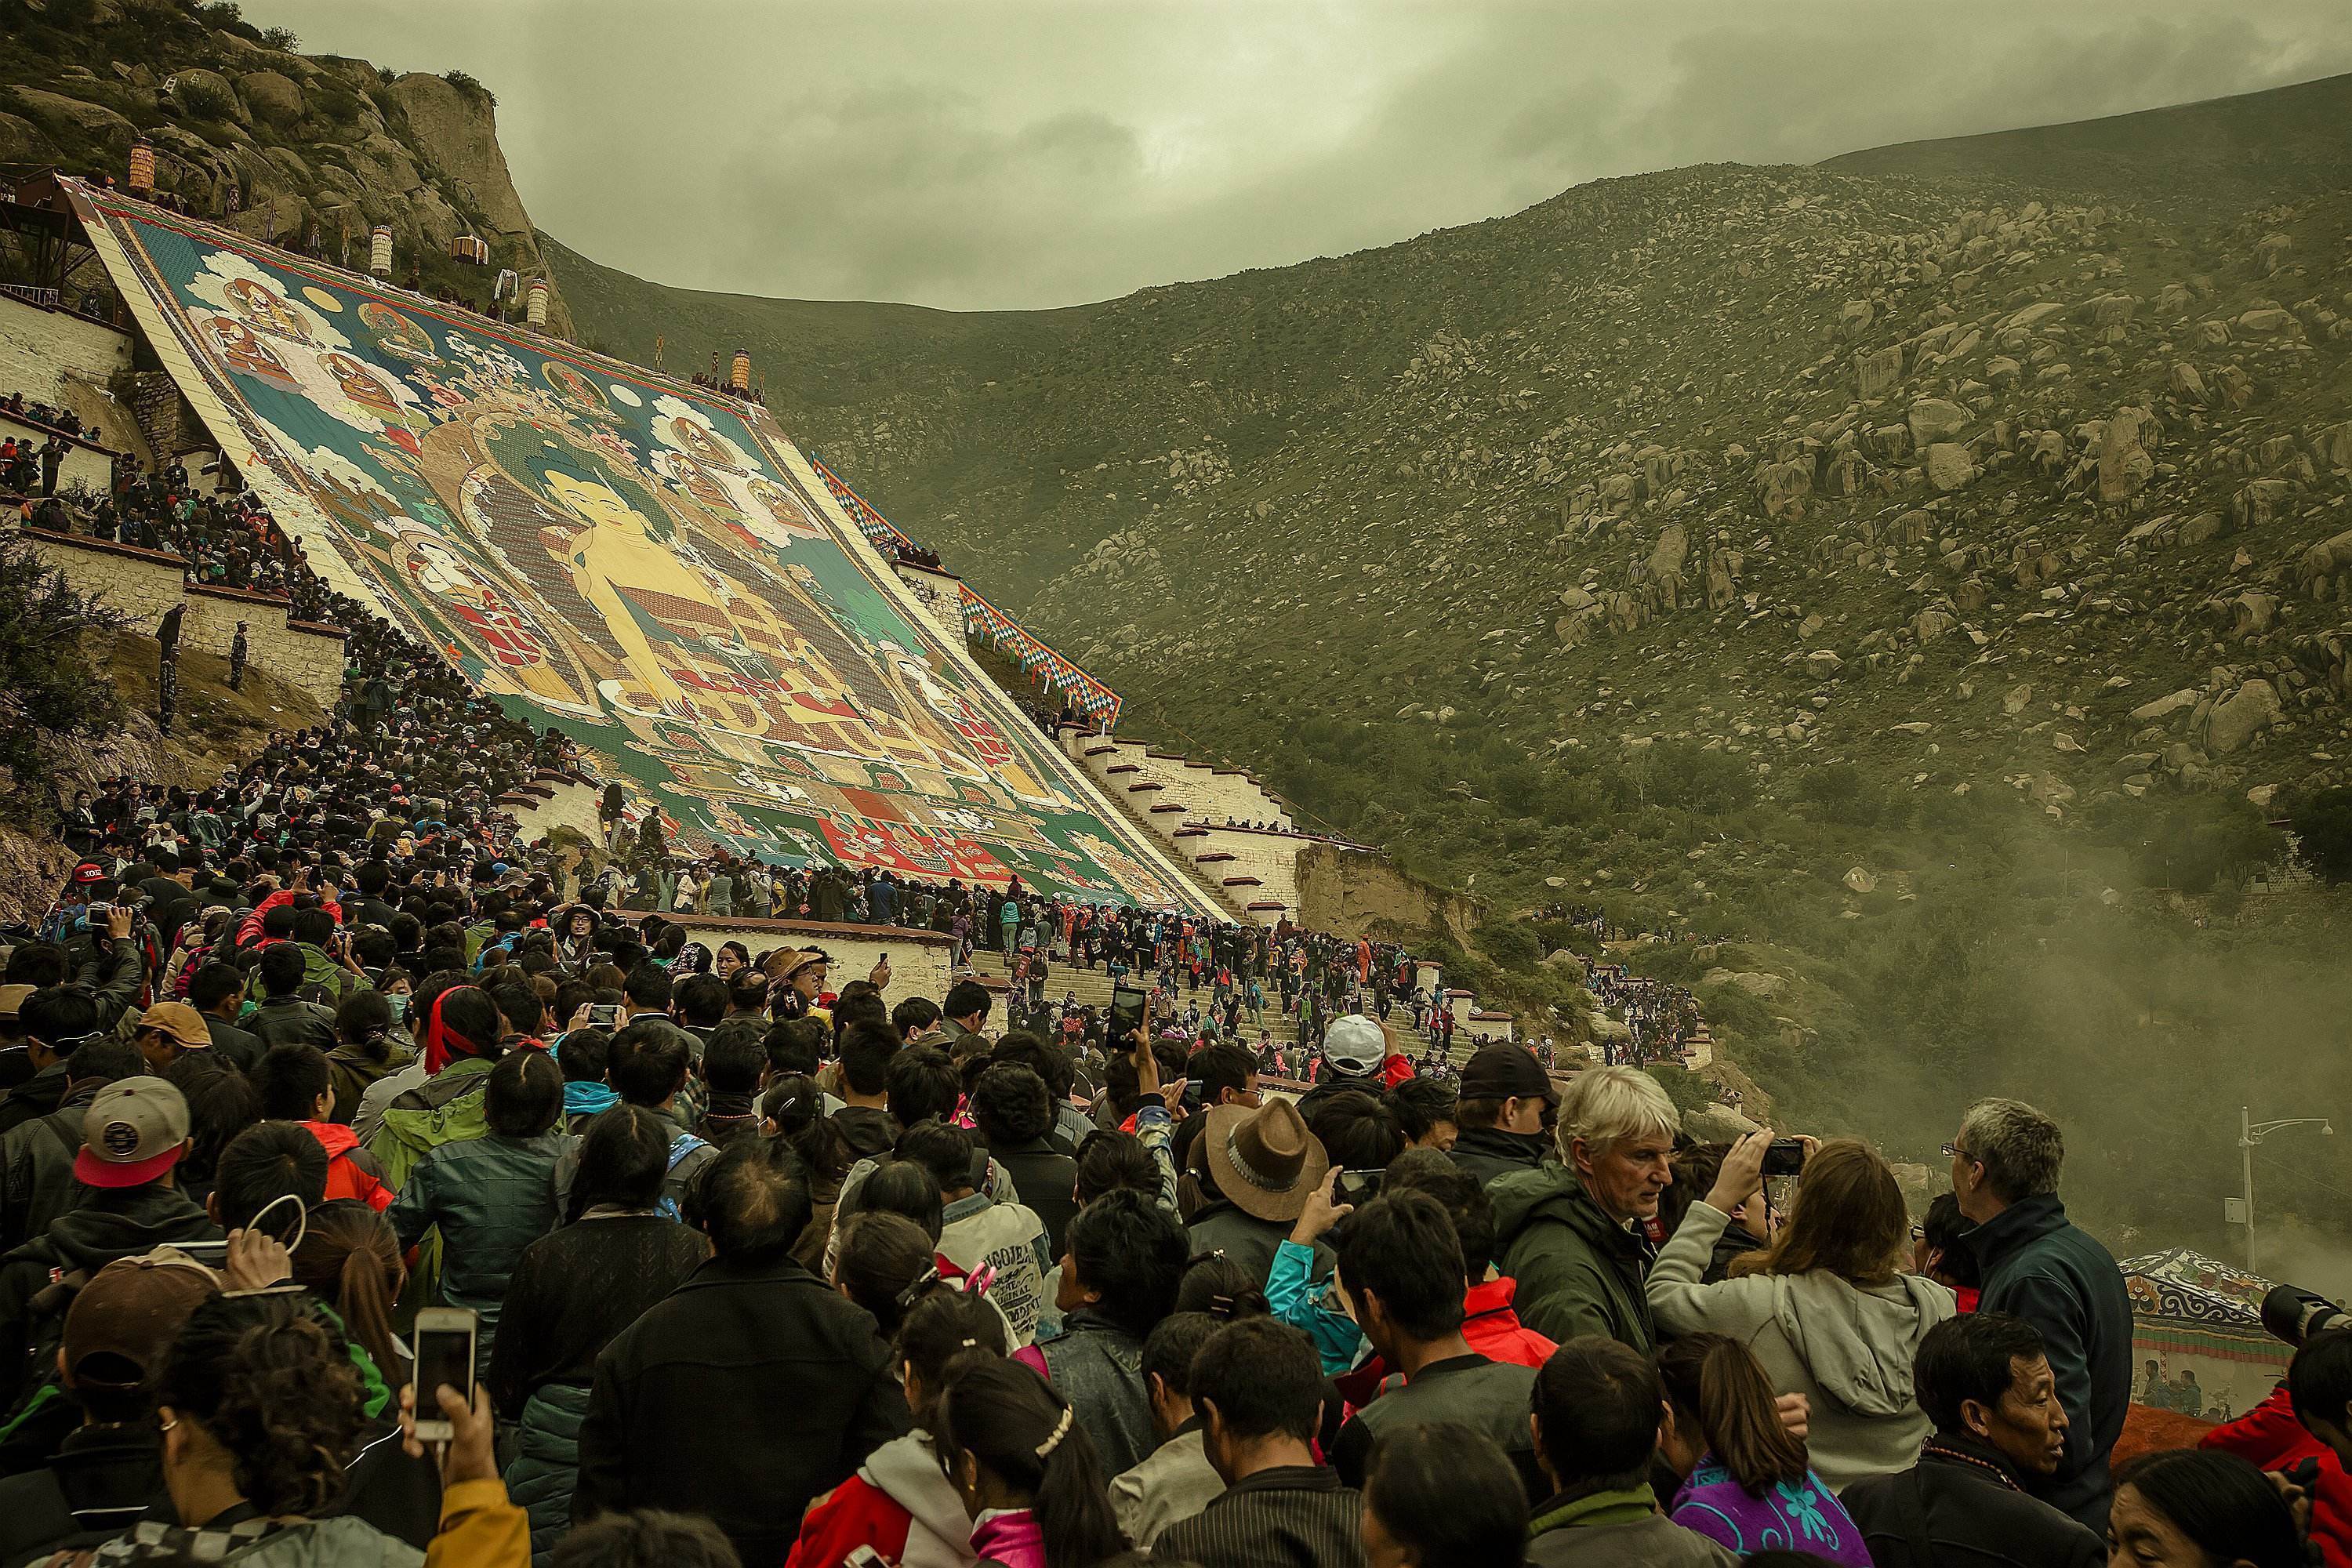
[2240,1105,2336,1272]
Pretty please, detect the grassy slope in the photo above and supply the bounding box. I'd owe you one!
[547,78,2352,1262]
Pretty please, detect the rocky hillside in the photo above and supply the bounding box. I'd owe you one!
[0,0,568,330]
[554,75,2352,1256]
[557,73,2352,850]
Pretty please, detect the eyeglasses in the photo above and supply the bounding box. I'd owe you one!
[1941,1142,1976,1163]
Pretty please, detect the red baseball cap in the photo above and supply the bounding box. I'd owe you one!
[74,1077,191,1189]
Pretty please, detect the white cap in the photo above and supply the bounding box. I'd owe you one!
[1323,1015,1385,1075]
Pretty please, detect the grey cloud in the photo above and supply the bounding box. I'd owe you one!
[248,0,2352,310]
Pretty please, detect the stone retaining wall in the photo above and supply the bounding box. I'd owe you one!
[14,527,347,708]
[0,293,133,410]
[20,526,187,630]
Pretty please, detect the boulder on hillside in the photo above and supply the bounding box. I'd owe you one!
[1842,866,1878,894]
[1908,398,1969,446]
[10,88,136,156]
[1683,1105,1764,1144]
[2298,530,2352,596]
[2129,689,2200,724]
[1703,969,1788,1000]
[1757,459,1811,520]
[2203,679,2281,753]
[2096,408,2155,503]
[237,71,304,125]
[0,111,53,163]
[1923,443,1977,492]
[165,67,245,123]
[1854,345,1904,400]
[1647,524,1690,584]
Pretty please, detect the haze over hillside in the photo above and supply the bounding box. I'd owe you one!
[548,73,2352,1265]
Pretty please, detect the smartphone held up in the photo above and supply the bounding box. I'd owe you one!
[408,1307,477,1443]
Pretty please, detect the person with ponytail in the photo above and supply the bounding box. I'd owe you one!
[932,1356,1125,1568]
[1655,1333,1871,1565]
[290,1197,411,1392]
[789,1284,1011,1568]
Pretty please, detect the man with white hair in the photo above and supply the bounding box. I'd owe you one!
[1486,1065,1679,1350]
[1949,1096,2131,1534]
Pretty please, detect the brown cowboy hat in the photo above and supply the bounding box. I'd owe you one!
[1200,1098,1329,1224]
[763,947,829,982]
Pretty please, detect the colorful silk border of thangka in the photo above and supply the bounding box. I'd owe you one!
[809,456,1123,724]
[67,181,1214,913]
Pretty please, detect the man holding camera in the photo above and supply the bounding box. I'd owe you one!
[1948,1098,2131,1534]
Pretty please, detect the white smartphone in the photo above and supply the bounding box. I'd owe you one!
[409,1307,478,1443]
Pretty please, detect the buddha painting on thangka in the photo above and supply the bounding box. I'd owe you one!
[78,186,1206,910]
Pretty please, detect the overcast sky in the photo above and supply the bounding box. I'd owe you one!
[248,0,2352,312]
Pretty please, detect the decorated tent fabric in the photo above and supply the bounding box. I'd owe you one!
[71,183,1212,913]
[2119,1248,2270,1328]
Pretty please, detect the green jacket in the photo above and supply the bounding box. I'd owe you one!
[1526,1483,1736,1567]
[1489,1163,1657,1352]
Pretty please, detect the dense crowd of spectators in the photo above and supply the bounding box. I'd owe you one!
[4,412,2328,1568]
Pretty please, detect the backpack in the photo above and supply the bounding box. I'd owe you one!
[655,1131,709,1221]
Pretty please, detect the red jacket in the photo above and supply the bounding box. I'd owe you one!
[2201,1385,2352,1568]
[787,1471,914,1568]
[1462,1277,1557,1370]
[235,886,345,948]
[306,1120,392,1212]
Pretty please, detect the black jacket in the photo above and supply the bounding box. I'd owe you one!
[0,1182,221,1409]
[1841,1436,2103,1568]
[0,1077,105,1251]
[573,1253,909,1566]
[247,995,339,1053]
[1967,1194,2132,1531]
[0,1063,71,1139]
[986,1136,1080,1257]
[204,1014,265,1073]
[1447,1124,1554,1189]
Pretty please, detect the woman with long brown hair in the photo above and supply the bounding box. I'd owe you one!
[290,1198,411,1391]
[1647,1131,1955,1491]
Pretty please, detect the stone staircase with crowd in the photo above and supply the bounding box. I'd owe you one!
[1054,722,1389,931]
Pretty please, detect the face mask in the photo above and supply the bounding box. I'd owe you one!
[387,993,410,1022]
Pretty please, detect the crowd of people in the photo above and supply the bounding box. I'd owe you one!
[2,377,2329,1568]
[3,396,337,625]
[0,390,94,445]
[0,846,2336,1568]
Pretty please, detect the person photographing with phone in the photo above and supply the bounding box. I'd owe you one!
[1646,1129,1958,1493]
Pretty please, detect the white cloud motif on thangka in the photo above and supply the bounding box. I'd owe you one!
[253,423,398,506]
[444,332,530,390]
[183,251,354,355]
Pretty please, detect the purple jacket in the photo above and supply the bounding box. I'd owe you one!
[1670,1455,1874,1566]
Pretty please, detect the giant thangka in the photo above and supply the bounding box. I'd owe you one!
[71,183,1210,912]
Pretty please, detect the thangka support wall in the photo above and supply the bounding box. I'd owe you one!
[69,180,1214,916]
